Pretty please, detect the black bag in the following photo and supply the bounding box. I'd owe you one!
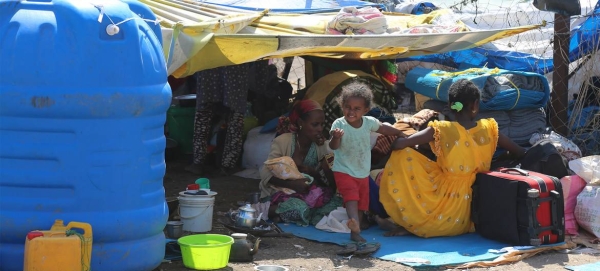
[519,140,569,179]
[472,168,565,246]
[533,0,581,16]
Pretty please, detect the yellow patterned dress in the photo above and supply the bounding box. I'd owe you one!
[379,119,499,237]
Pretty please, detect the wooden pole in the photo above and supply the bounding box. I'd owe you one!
[550,13,571,136]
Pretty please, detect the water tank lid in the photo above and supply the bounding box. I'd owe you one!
[27,232,44,240]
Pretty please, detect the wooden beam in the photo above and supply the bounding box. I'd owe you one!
[550,13,570,136]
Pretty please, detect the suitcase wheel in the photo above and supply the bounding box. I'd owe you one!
[527,189,540,198]
[530,238,542,246]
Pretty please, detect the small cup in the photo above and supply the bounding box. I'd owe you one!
[195,178,210,189]
[165,221,184,239]
[187,184,199,190]
[247,192,260,204]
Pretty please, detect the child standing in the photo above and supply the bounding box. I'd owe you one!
[329,80,406,243]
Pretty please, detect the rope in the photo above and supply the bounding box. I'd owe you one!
[91,3,161,29]
[66,230,90,271]
[503,77,521,110]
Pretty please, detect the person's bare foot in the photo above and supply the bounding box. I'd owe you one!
[347,218,366,243]
[383,226,410,237]
[359,215,370,230]
[374,215,396,231]
[374,215,410,237]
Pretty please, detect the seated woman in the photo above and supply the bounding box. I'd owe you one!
[378,79,526,237]
[259,99,340,225]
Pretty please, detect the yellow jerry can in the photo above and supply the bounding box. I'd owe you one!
[23,219,93,271]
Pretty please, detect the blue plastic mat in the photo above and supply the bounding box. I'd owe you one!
[565,261,600,271]
[279,224,509,267]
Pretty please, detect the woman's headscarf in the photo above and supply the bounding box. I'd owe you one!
[276,99,322,135]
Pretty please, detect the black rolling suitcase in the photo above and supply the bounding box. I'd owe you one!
[471,168,565,246]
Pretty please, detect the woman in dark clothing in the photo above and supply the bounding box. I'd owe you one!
[185,63,250,175]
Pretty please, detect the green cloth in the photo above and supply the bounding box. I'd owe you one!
[310,195,343,226]
[275,195,344,226]
[276,198,311,226]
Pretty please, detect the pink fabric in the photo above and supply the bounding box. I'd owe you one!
[560,175,587,235]
[304,186,325,208]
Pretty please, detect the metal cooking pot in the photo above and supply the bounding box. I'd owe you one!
[174,94,196,107]
[235,204,258,228]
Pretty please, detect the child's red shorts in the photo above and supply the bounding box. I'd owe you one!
[334,171,369,211]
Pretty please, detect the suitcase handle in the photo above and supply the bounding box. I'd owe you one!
[524,190,564,245]
[499,168,529,176]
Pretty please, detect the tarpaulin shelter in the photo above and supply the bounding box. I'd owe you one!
[202,0,381,13]
[398,1,600,75]
[139,0,543,78]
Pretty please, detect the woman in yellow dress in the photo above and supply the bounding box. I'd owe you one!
[379,79,526,237]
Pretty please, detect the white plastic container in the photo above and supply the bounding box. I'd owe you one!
[178,195,215,232]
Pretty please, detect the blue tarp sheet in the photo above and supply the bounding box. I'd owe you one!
[397,1,600,75]
[204,0,379,13]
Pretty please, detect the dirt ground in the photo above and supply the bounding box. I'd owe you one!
[155,157,599,271]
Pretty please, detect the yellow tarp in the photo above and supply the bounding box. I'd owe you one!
[140,0,542,78]
[304,70,381,106]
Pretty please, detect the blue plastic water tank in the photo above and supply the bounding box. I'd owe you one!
[0,1,171,270]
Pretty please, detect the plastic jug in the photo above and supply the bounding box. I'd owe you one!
[23,220,93,271]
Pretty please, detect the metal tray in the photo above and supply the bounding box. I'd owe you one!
[218,217,274,236]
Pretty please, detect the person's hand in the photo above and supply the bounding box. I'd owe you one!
[331,128,344,139]
[289,179,310,194]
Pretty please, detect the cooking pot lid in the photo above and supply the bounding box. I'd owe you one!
[240,203,256,212]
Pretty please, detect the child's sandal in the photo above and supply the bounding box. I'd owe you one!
[335,243,358,255]
[353,242,380,256]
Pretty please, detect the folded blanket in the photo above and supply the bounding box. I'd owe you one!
[477,110,510,136]
[483,74,545,102]
[398,109,439,131]
[373,134,397,156]
[326,7,388,35]
[422,99,545,146]
[507,108,546,145]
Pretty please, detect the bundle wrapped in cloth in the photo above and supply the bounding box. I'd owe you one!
[405,67,550,111]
